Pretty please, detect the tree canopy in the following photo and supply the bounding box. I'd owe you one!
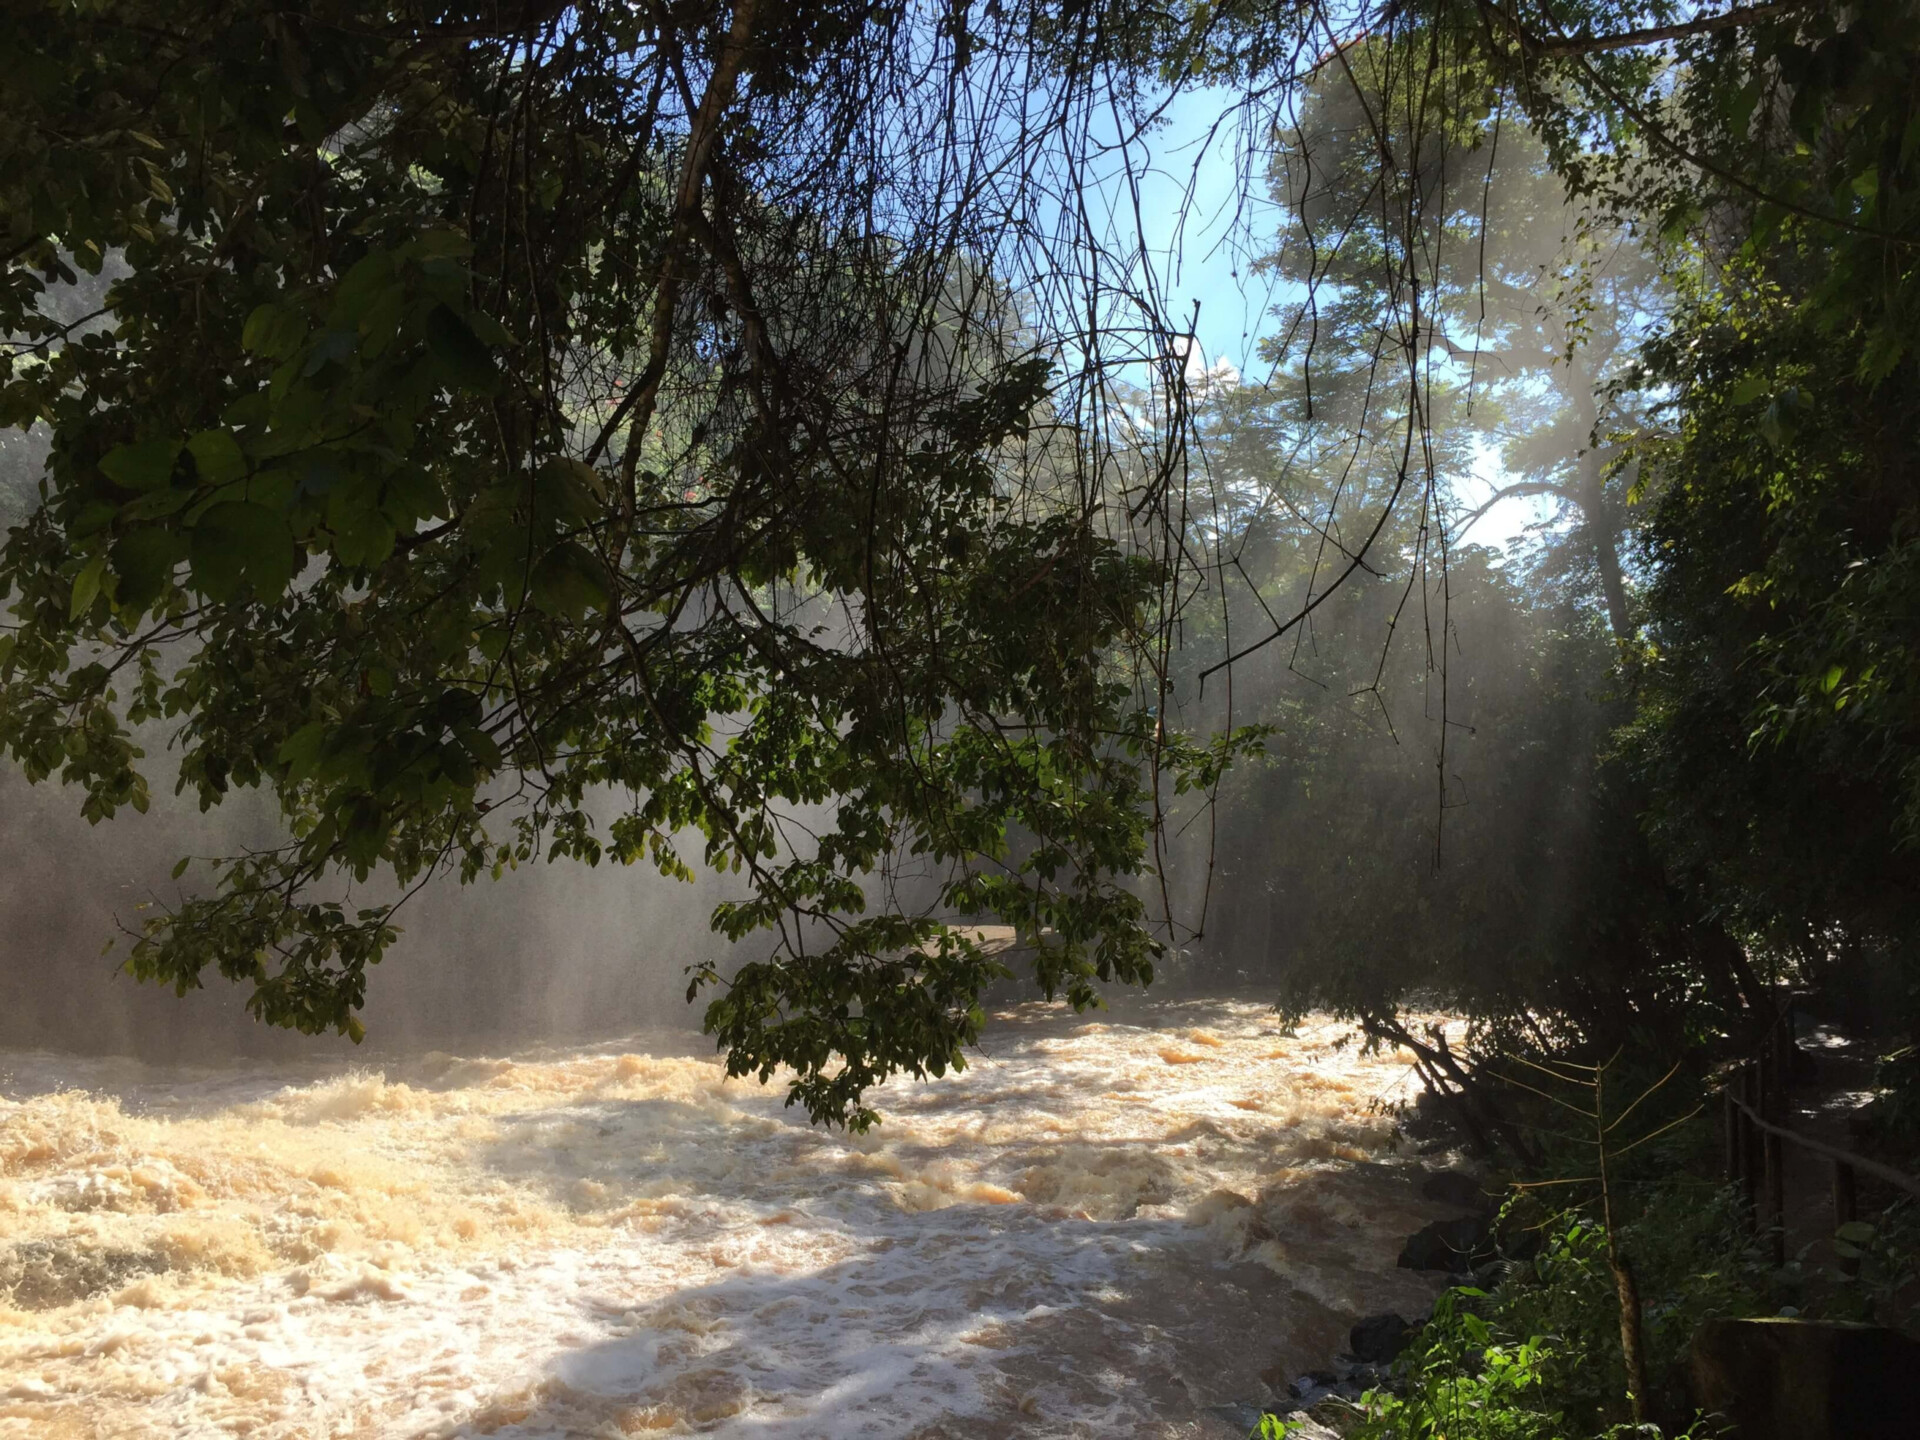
[2,0,1243,1125]
[6,0,1920,1123]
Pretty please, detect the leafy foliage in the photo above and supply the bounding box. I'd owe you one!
[1264,1290,1566,1440]
[1610,4,1920,1012]
[1190,0,1920,1067]
[0,0,1255,1125]
[9,0,1920,1140]
[1497,1198,1764,1432]
[1255,1199,1754,1440]
[1626,266,1920,973]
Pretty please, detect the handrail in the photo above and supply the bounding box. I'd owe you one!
[1726,1094,1920,1203]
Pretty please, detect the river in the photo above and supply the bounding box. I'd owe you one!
[0,998,1461,1437]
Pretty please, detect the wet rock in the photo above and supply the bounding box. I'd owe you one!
[0,1240,168,1309]
[1305,1397,1366,1436]
[1201,1401,1268,1432]
[1266,1353,1389,1430]
[1340,1363,1385,1393]
[1689,1317,1920,1440]
[1205,1405,1267,1436]
[1419,1169,1487,1209]
[1286,1369,1340,1400]
[1206,1402,1344,1440]
[1348,1312,1411,1364]
[1396,1214,1492,1273]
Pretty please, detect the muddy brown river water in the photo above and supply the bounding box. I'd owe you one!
[0,999,1463,1437]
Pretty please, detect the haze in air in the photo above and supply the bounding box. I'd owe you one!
[3,3,1917,1437]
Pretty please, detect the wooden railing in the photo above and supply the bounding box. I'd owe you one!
[1720,1001,1920,1266]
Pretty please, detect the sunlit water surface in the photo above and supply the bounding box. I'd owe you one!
[0,999,1462,1437]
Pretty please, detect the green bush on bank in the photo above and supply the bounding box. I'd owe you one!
[1261,1182,1919,1439]
[1263,1187,1770,1440]
[1261,1289,1568,1440]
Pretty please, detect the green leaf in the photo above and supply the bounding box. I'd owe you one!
[326,479,399,568]
[537,456,608,523]
[118,486,196,522]
[411,228,473,259]
[69,553,107,620]
[301,328,358,376]
[170,856,191,880]
[277,721,328,783]
[187,428,247,485]
[1835,1220,1876,1245]
[110,528,185,611]
[425,304,496,392]
[466,309,515,347]
[454,723,503,771]
[100,438,183,492]
[381,465,444,528]
[530,543,612,620]
[189,501,298,601]
[1859,323,1906,382]
[242,303,307,360]
[357,284,408,357]
[1729,373,1770,405]
[1758,401,1790,448]
[334,250,395,321]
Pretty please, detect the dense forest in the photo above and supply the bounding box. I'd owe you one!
[4,2,1919,1435]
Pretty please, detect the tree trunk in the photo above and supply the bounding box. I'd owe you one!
[1613,1252,1650,1425]
[1572,442,1630,641]
[1591,505,1633,641]
[1567,357,1633,642]
[1597,1062,1650,1425]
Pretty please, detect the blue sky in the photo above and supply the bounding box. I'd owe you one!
[1098,86,1557,556]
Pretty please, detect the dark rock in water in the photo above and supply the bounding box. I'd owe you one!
[1202,1402,1270,1434]
[1229,1410,1341,1440]
[1287,1370,1340,1400]
[1341,1363,1384,1392]
[1419,1169,1487,1209]
[1397,1214,1492,1272]
[1349,1313,1412,1364]
[1305,1398,1365,1436]
[1689,1317,1920,1440]
[0,1241,169,1309]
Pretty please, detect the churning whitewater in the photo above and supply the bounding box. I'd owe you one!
[0,1000,1464,1438]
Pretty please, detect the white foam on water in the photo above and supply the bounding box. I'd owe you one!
[0,1001,1463,1437]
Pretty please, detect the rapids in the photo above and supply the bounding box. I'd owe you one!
[0,999,1465,1437]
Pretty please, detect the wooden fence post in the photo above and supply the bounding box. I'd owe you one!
[1834,1159,1858,1226]
[1725,1085,1741,1191]
[1740,1063,1763,1221]
[1760,1051,1786,1266]
[1773,994,1795,1079]
[1833,1159,1860,1277]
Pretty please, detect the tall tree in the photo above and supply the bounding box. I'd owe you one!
[1620,0,1920,992]
[1252,42,1666,641]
